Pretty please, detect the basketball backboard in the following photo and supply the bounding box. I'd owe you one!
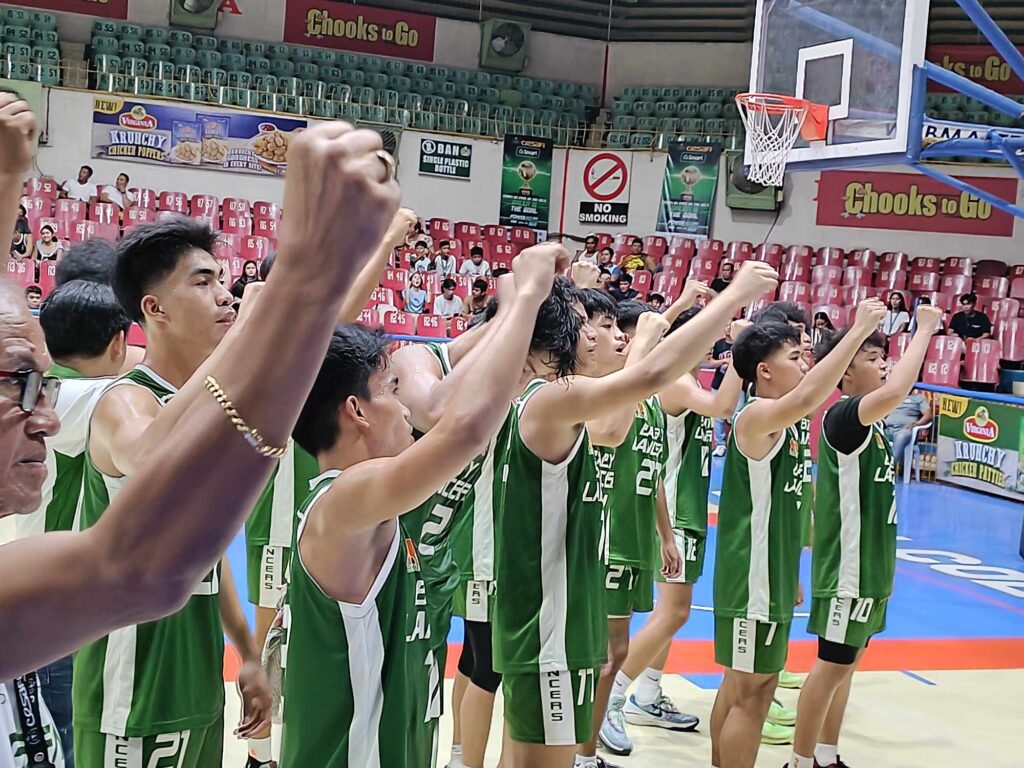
[748,0,931,170]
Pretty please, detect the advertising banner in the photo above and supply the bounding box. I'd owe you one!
[283,0,436,62]
[816,170,1018,237]
[578,151,632,226]
[936,394,1024,502]
[927,45,1024,95]
[419,137,472,180]
[499,133,553,228]
[6,0,127,18]
[91,96,308,177]
[656,141,722,237]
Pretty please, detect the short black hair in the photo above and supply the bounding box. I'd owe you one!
[491,267,510,278]
[618,272,633,284]
[439,239,451,248]
[667,305,702,336]
[616,299,654,334]
[470,246,484,258]
[580,287,617,321]
[732,322,802,384]
[960,292,977,305]
[415,240,428,248]
[293,324,389,456]
[441,277,456,291]
[25,285,41,297]
[469,294,501,329]
[472,277,488,291]
[39,280,130,360]
[531,276,583,380]
[80,165,93,177]
[649,292,665,304]
[259,251,276,281]
[631,237,643,245]
[814,327,886,365]
[753,301,808,329]
[585,234,598,244]
[113,216,219,323]
[56,238,118,286]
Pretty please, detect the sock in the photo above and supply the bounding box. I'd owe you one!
[448,744,464,768]
[573,756,598,768]
[790,753,814,768]
[634,667,663,706]
[814,744,839,767]
[247,737,272,763]
[610,670,632,700]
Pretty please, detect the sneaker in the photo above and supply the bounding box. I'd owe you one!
[623,690,699,731]
[813,758,850,768]
[778,669,805,689]
[598,694,634,756]
[245,759,276,768]
[766,697,796,727]
[596,758,624,768]
[713,446,726,457]
[760,720,794,745]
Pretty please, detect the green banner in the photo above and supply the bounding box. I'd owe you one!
[656,141,722,236]
[936,393,1024,501]
[419,137,472,179]
[499,133,553,228]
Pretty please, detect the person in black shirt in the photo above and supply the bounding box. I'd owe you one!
[608,272,639,302]
[710,261,734,294]
[949,293,992,339]
[709,323,735,455]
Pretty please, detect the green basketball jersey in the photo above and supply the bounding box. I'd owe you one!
[664,406,713,533]
[73,366,225,738]
[244,441,320,548]
[813,398,897,600]
[281,472,438,768]
[798,416,814,544]
[714,399,805,623]
[605,397,667,568]
[492,379,607,674]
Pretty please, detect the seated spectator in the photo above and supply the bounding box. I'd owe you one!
[608,272,639,302]
[404,219,432,250]
[10,203,32,261]
[597,268,614,293]
[433,278,463,318]
[574,235,599,265]
[619,237,657,272]
[411,240,433,272]
[230,259,261,298]
[33,224,63,263]
[648,292,666,310]
[459,246,491,277]
[461,277,491,316]
[25,284,42,309]
[881,291,911,340]
[884,391,931,467]
[403,271,429,314]
[812,311,835,347]
[61,165,98,203]
[99,172,137,209]
[597,246,618,277]
[949,293,992,339]
[434,240,457,276]
[710,261,734,293]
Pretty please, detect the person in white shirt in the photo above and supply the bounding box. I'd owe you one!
[411,240,433,272]
[59,165,97,203]
[434,240,457,276]
[433,278,463,317]
[98,173,136,210]
[881,290,911,341]
[574,234,599,265]
[458,246,491,277]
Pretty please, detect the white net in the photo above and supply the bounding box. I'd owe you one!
[736,95,810,187]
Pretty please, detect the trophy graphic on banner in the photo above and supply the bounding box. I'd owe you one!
[680,165,702,200]
[517,160,537,196]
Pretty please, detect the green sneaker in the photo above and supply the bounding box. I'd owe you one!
[766,697,796,727]
[778,669,805,689]
[760,720,794,745]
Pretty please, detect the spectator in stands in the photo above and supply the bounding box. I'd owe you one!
[575,234,600,265]
[597,245,617,275]
[884,391,931,468]
[24,285,42,310]
[812,311,835,347]
[55,238,116,286]
[710,261,734,293]
[949,292,992,339]
[403,271,429,314]
[434,241,457,276]
[608,272,639,302]
[9,203,32,261]
[461,277,490,316]
[411,240,433,272]
[459,246,491,277]
[404,219,432,250]
[709,322,735,456]
[230,259,261,299]
[619,237,657,273]
[881,291,911,341]
[32,224,63,264]
[98,172,136,209]
[433,278,463,318]
[60,165,97,203]
[910,296,944,334]
[648,292,666,310]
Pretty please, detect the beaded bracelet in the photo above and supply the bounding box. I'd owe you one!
[204,375,287,458]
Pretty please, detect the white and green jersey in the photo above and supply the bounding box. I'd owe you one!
[813,396,898,600]
[1,679,64,768]
[492,379,607,674]
[244,440,320,549]
[603,397,667,568]
[664,406,713,534]
[73,366,224,738]
[15,364,111,538]
[714,398,805,624]
[281,472,438,768]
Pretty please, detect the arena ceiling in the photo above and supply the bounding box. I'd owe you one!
[350,0,1024,44]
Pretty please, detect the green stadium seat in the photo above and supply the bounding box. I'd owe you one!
[462,116,482,135]
[296,62,319,80]
[965,110,989,125]
[91,36,119,56]
[252,73,277,93]
[343,69,366,87]
[362,55,383,73]
[618,87,639,103]
[337,53,358,70]
[491,74,512,90]
[278,76,302,96]
[513,106,535,131]
[31,29,58,46]
[6,24,29,44]
[328,83,352,103]
[251,91,273,111]
[512,76,533,93]
[383,58,405,76]
[218,37,243,55]
[95,72,123,92]
[119,39,146,58]
[435,111,456,132]
[182,81,209,103]
[704,118,727,136]
[630,133,654,148]
[270,59,295,78]
[654,101,676,117]
[153,77,180,98]
[31,11,57,30]
[302,97,333,118]
[455,83,478,101]
[3,42,30,61]
[437,81,456,97]
[193,34,217,51]
[321,65,342,83]
[413,110,436,130]
[353,86,375,105]
[480,87,501,105]
[221,52,245,72]
[37,64,60,86]
[658,117,681,133]
[469,101,490,119]
[637,116,658,132]
[176,63,202,84]
[471,71,491,89]
[362,104,385,122]
[267,43,290,61]
[145,42,171,61]
[400,92,422,111]
[167,30,193,47]
[171,46,197,66]
[569,98,587,115]
[639,86,660,101]
[422,94,445,112]
[681,87,703,102]
[248,57,273,75]
[633,101,655,117]
[119,24,143,41]
[499,89,523,108]
[699,101,724,118]
[427,65,448,80]
[522,92,544,110]
[94,54,121,74]
[203,67,227,87]
[412,78,434,95]
[2,7,28,27]
[315,49,335,67]
[556,81,576,99]
[387,75,410,92]
[546,95,566,112]
[677,101,700,118]
[365,72,387,90]
[197,49,222,69]
[705,88,727,103]
[131,77,155,96]
[722,102,739,119]
[294,47,316,64]
[92,20,118,37]
[31,45,59,64]
[449,68,469,85]
[227,70,252,90]
[380,88,399,109]
[122,56,147,77]
[605,131,628,149]
[242,40,265,57]
[277,94,301,114]
[580,84,597,103]
[493,105,514,136]
[612,115,636,130]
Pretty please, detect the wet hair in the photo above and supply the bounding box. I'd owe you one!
[731,321,802,384]
[616,299,655,335]
[579,287,617,321]
[55,238,118,286]
[814,327,886,364]
[667,305,702,336]
[113,216,219,323]
[292,324,390,456]
[39,280,130,360]
[531,276,583,379]
[753,301,809,329]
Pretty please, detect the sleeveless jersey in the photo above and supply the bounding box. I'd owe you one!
[714,398,805,623]
[813,398,897,599]
[492,379,607,674]
[280,472,437,768]
[664,406,713,533]
[73,366,224,738]
[244,441,320,548]
[798,416,814,539]
[605,397,667,568]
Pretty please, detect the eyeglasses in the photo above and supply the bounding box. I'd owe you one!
[0,370,61,413]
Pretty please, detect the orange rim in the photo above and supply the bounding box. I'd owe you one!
[736,92,829,141]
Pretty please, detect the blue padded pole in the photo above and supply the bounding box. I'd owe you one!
[955,0,1024,87]
[990,131,1024,181]
[911,161,1024,218]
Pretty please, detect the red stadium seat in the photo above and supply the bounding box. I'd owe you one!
[841,285,875,305]
[689,256,719,282]
[962,339,1002,385]
[778,281,811,304]
[484,277,498,295]
[726,241,753,264]
[668,236,697,259]
[214,234,240,261]
[696,239,724,260]
[810,284,842,306]
[416,314,446,338]
[613,233,639,248]
[253,217,278,241]
[753,243,783,269]
[491,243,515,271]
[933,292,960,313]
[939,274,972,296]
[922,359,960,387]
[222,197,251,219]
[454,221,481,240]
[126,324,147,347]
[842,266,870,287]
[67,220,96,243]
[652,272,683,302]
[24,177,59,199]
[185,194,216,220]
[510,226,536,246]
[91,222,119,241]
[158,191,188,213]
[848,249,880,271]
[429,218,453,240]
[632,269,653,297]
[55,199,86,221]
[367,286,396,307]
[383,310,417,335]
[746,294,772,318]
[974,276,1008,298]
[482,224,508,243]
[1009,265,1024,281]
[21,195,51,219]
[815,247,844,267]
[356,307,378,326]
[123,206,157,230]
[781,261,810,283]
[5,260,33,288]
[810,265,842,286]
[927,335,965,362]
[643,235,668,259]
[910,257,939,274]
[239,235,271,262]
[382,268,408,292]
[661,253,690,276]
[423,272,441,296]
[875,267,908,291]
[131,188,158,210]
[252,201,281,221]
[37,261,57,297]
[975,259,1008,278]
[222,214,253,236]
[989,298,1021,325]
[452,274,473,300]
[814,304,843,326]
[449,315,470,337]
[998,318,1024,361]
[908,272,940,292]
[943,256,973,276]
[783,245,813,266]
[593,232,613,250]
[1009,277,1024,299]
[888,333,912,362]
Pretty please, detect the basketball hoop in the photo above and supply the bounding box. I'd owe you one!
[735,93,829,187]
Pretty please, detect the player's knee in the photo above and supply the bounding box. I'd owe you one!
[457,641,475,678]
[665,601,691,629]
[470,664,502,694]
[816,637,859,667]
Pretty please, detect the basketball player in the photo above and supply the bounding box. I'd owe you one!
[708,299,886,768]
[490,262,778,768]
[279,243,566,767]
[788,303,941,768]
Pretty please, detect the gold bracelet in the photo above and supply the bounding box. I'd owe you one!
[204,375,287,458]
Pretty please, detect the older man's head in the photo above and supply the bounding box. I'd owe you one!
[0,279,59,517]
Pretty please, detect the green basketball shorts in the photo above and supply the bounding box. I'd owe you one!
[451,578,496,623]
[714,616,792,675]
[503,668,599,746]
[808,596,888,649]
[604,564,654,618]
[654,528,706,584]
[76,717,223,768]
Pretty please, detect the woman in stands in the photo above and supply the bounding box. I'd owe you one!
[33,224,63,264]
[881,291,910,342]
[9,203,32,262]
[231,259,261,299]
[812,311,835,347]
[404,270,429,314]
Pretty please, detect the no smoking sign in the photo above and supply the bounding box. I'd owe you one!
[580,152,631,225]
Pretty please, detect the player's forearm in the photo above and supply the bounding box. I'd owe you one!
[418,318,505,429]
[337,236,395,322]
[708,367,744,419]
[860,327,932,424]
[589,325,660,447]
[655,485,673,544]
[219,561,260,662]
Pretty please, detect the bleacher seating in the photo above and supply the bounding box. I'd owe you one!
[607,83,745,149]
[0,6,61,86]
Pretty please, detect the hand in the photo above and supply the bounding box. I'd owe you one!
[631,309,670,350]
[495,271,517,304]
[383,207,418,250]
[729,318,751,340]
[278,122,400,292]
[660,537,682,580]
[915,303,943,335]
[571,261,601,289]
[233,660,272,739]
[237,281,266,321]
[679,280,711,308]
[512,242,570,300]
[852,298,887,335]
[0,94,35,176]
[728,261,780,305]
